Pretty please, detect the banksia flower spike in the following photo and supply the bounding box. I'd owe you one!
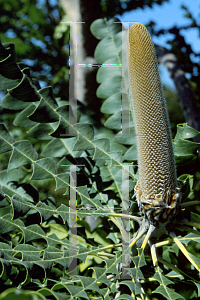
[127,23,181,224]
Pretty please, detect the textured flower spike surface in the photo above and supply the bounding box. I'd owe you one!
[128,23,181,225]
[127,23,200,278]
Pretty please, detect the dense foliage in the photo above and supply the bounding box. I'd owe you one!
[0,0,69,99]
[0,16,200,300]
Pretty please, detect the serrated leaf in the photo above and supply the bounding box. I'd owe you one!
[28,87,58,123]
[104,258,120,276]
[42,137,77,157]
[57,204,69,223]
[31,158,57,180]
[76,276,103,296]
[27,122,56,140]
[50,105,77,137]
[132,248,147,268]
[92,138,110,159]
[90,267,111,287]
[38,288,67,300]
[11,194,31,218]
[0,124,15,154]
[153,267,174,286]
[8,140,38,171]
[1,93,29,110]
[55,174,70,193]
[65,285,89,299]
[180,233,200,245]
[114,128,136,146]
[73,123,94,151]
[0,169,38,203]
[129,267,144,280]
[36,202,54,221]
[153,267,184,300]
[76,186,102,207]
[153,285,184,300]
[8,74,41,102]
[0,214,25,235]
[13,104,37,127]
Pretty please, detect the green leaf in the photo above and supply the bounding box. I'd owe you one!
[76,186,102,207]
[77,276,103,296]
[173,123,199,164]
[194,282,200,297]
[100,92,129,114]
[181,233,200,245]
[11,195,32,218]
[153,267,174,286]
[38,288,68,300]
[0,169,38,203]
[174,139,199,156]
[105,110,132,131]
[132,248,147,269]
[27,123,56,140]
[92,138,110,159]
[97,75,121,99]
[97,61,121,84]
[94,31,122,64]
[90,267,111,287]
[7,74,41,103]
[64,285,89,300]
[1,94,29,110]
[8,140,38,171]
[123,145,138,161]
[0,124,15,154]
[104,258,120,276]
[90,18,121,40]
[73,123,94,151]
[118,281,135,293]
[36,202,55,221]
[42,137,77,157]
[115,295,136,300]
[0,288,46,299]
[28,87,58,123]
[114,128,136,145]
[154,285,185,300]
[55,174,69,193]
[13,104,37,127]
[174,123,200,142]
[0,43,22,80]
[153,267,184,300]
[31,158,57,180]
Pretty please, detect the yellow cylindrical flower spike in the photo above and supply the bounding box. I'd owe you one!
[127,23,180,223]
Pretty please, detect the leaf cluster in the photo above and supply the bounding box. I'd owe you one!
[0,0,69,100]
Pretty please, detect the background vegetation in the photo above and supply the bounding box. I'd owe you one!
[0,1,200,299]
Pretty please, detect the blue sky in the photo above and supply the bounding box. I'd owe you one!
[115,0,200,90]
